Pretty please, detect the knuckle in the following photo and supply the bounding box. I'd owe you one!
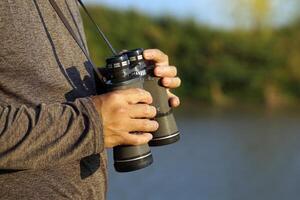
[153,48,161,54]
[116,107,127,115]
[108,92,121,102]
[148,106,157,117]
[135,88,147,96]
[145,90,152,97]
[139,90,152,102]
[156,49,166,56]
[141,89,150,96]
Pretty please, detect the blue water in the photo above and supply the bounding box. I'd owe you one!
[107,110,300,200]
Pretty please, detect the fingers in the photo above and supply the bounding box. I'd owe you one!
[119,119,158,146]
[167,90,180,107]
[144,49,181,89]
[154,66,177,77]
[169,97,180,107]
[105,132,153,147]
[143,49,169,66]
[128,104,157,119]
[117,119,158,145]
[128,119,159,132]
[117,88,153,104]
[123,133,153,146]
[161,77,181,89]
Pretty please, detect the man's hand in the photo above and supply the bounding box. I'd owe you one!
[143,49,181,107]
[92,89,158,148]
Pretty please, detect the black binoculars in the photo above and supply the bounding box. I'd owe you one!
[102,48,180,172]
[49,0,180,173]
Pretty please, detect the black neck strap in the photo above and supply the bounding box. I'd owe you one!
[48,0,105,83]
[77,0,117,55]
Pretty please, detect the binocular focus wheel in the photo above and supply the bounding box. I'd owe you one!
[114,153,153,172]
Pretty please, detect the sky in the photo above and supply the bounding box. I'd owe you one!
[84,0,299,29]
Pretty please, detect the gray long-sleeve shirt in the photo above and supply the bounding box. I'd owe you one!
[0,0,107,199]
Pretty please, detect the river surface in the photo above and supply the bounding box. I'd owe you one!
[106,107,300,200]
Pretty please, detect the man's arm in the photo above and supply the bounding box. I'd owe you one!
[0,49,181,170]
[0,98,103,170]
[0,88,159,170]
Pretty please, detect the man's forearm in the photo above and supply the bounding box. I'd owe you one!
[0,97,103,170]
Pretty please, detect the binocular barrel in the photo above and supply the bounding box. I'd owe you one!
[105,54,153,172]
[125,49,180,146]
[103,49,180,173]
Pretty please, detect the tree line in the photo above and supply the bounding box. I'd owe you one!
[81,6,300,107]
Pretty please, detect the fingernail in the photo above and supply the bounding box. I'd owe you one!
[155,67,163,76]
[175,98,180,106]
[146,133,153,140]
[164,78,171,85]
[171,98,180,107]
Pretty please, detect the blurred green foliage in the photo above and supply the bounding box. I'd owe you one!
[81,6,300,107]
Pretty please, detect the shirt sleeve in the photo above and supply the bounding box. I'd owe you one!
[0,97,104,170]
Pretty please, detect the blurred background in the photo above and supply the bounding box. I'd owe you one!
[82,0,300,199]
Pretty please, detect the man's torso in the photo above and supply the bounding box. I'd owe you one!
[0,1,107,199]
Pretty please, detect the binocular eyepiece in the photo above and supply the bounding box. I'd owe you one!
[105,54,131,83]
[104,48,180,173]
